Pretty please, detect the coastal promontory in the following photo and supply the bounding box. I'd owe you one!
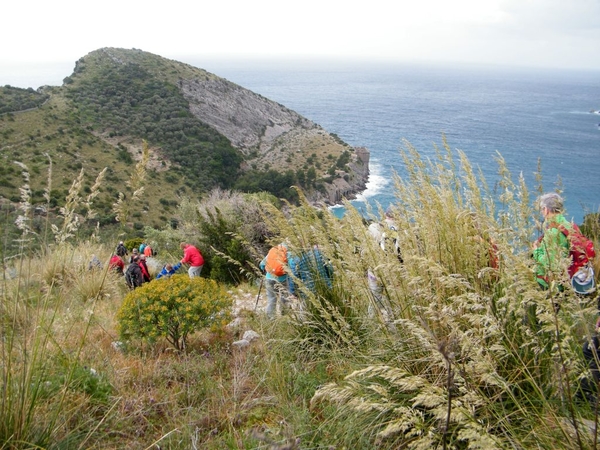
[0,47,369,224]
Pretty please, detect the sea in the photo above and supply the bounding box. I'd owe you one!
[191,58,600,225]
[3,58,599,224]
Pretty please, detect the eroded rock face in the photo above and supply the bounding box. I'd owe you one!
[180,77,369,204]
[182,78,315,154]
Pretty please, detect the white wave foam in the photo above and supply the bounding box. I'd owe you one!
[353,162,391,203]
[327,161,391,218]
[569,110,600,115]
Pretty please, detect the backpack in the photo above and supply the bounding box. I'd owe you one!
[551,222,596,294]
[265,245,288,277]
[116,243,127,257]
[125,264,142,289]
[369,221,403,262]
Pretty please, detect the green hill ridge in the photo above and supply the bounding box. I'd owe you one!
[0,47,369,230]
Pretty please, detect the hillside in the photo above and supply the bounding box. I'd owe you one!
[0,48,369,233]
[3,143,600,448]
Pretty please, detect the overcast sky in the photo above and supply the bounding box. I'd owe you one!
[3,0,600,87]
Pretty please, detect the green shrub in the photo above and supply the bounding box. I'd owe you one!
[124,237,142,252]
[197,207,252,284]
[40,362,112,405]
[117,275,232,351]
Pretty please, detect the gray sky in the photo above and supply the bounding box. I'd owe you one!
[3,0,600,82]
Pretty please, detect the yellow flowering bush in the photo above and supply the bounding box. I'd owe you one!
[117,275,232,351]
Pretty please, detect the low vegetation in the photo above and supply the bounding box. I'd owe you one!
[0,85,48,114]
[1,139,600,449]
[118,275,232,351]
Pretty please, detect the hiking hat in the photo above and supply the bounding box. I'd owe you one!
[572,265,596,295]
[132,249,139,254]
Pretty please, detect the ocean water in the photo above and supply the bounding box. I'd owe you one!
[3,59,599,223]
[190,59,600,224]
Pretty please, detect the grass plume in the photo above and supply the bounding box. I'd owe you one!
[113,140,149,225]
[1,138,599,448]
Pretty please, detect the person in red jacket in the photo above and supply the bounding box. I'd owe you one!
[180,242,204,278]
[109,254,125,275]
[138,255,151,282]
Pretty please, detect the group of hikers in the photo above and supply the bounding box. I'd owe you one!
[533,193,596,294]
[258,191,597,316]
[108,241,204,289]
[98,191,599,402]
[258,192,600,402]
[532,193,599,404]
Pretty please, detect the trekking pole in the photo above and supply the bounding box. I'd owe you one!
[254,278,264,311]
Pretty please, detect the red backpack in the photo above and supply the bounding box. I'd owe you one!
[265,245,288,277]
[550,222,595,278]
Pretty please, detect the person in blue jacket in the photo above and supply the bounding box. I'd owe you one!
[156,262,181,279]
[288,245,333,299]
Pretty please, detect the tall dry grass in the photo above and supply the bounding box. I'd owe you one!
[256,139,599,449]
[2,139,599,448]
[0,156,125,448]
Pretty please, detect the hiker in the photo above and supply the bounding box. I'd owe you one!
[143,244,154,257]
[288,245,333,300]
[259,243,293,319]
[109,254,125,275]
[138,255,151,282]
[532,192,595,294]
[88,254,103,271]
[129,248,139,264]
[156,262,181,279]
[532,193,571,290]
[125,256,144,289]
[366,211,400,320]
[116,241,128,261]
[180,242,204,278]
[139,242,147,254]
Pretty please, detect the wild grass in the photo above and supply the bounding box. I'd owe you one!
[1,139,599,448]
[112,140,149,226]
[250,138,600,449]
[0,155,127,448]
[296,141,599,449]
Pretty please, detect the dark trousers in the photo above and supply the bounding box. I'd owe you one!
[582,336,600,396]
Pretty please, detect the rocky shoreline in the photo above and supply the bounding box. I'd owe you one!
[320,146,370,205]
[181,74,370,205]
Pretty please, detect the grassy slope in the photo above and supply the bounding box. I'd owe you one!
[0,91,183,230]
[0,48,354,240]
[2,139,600,448]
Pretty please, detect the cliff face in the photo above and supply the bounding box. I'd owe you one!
[179,76,369,204]
[181,77,314,154]
[321,147,370,205]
